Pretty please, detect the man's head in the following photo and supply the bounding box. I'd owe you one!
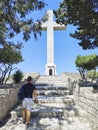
[27,76,32,82]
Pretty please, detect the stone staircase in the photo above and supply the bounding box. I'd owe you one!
[35,75,69,87]
[0,74,92,130]
[36,86,69,97]
[11,83,92,130]
[16,85,75,117]
[35,73,80,86]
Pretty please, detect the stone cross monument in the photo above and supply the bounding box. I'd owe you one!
[41,10,65,75]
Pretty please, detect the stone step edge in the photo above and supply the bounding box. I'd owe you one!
[14,105,80,118]
[37,100,75,105]
[37,92,69,95]
[10,106,88,120]
[36,87,68,90]
[12,110,77,119]
[36,96,75,104]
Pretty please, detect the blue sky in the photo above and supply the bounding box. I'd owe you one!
[16,0,98,75]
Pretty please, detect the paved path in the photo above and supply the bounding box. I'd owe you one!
[0,105,93,130]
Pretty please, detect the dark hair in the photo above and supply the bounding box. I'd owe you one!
[27,76,32,82]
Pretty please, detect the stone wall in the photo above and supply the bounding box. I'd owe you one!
[0,73,40,122]
[74,84,98,130]
[0,84,22,122]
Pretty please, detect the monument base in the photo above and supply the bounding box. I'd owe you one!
[45,64,57,76]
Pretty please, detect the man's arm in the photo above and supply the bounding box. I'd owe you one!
[33,89,38,103]
[33,89,37,99]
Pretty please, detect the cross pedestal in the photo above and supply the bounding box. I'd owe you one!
[41,10,65,75]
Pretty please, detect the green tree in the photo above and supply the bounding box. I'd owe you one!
[12,70,23,83]
[0,0,46,48]
[95,72,98,78]
[0,46,23,83]
[87,70,96,82]
[54,0,98,49]
[0,0,46,83]
[75,54,98,81]
[95,72,98,84]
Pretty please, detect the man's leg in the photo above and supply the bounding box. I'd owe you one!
[26,98,32,125]
[22,108,26,120]
[22,99,26,123]
[26,110,31,125]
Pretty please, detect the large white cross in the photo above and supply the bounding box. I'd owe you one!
[41,10,66,75]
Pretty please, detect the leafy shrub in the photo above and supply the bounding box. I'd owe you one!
[12,70,23,83]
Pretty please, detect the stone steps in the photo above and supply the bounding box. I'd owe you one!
[2,113,92,130]
[36,86,69,97]
[36,86,68,90]
[15,104,77,118]
[13,84,76,119]
[13,92,74,118]
[37,90,69,96]
[37,95,74,104]
[31,107,77,118]
[0,73,93,130]
[14,95,77,118]
[13,102,88,119]
[35,75,69,86]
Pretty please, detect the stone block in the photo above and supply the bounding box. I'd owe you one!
[10,111,17,120]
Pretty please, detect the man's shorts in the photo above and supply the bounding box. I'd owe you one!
[22,98,32,111]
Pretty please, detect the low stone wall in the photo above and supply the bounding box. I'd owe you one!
[74,85,98,130]
[0,73,39,122]
[22,72,40,81]
[0,84,22,122]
